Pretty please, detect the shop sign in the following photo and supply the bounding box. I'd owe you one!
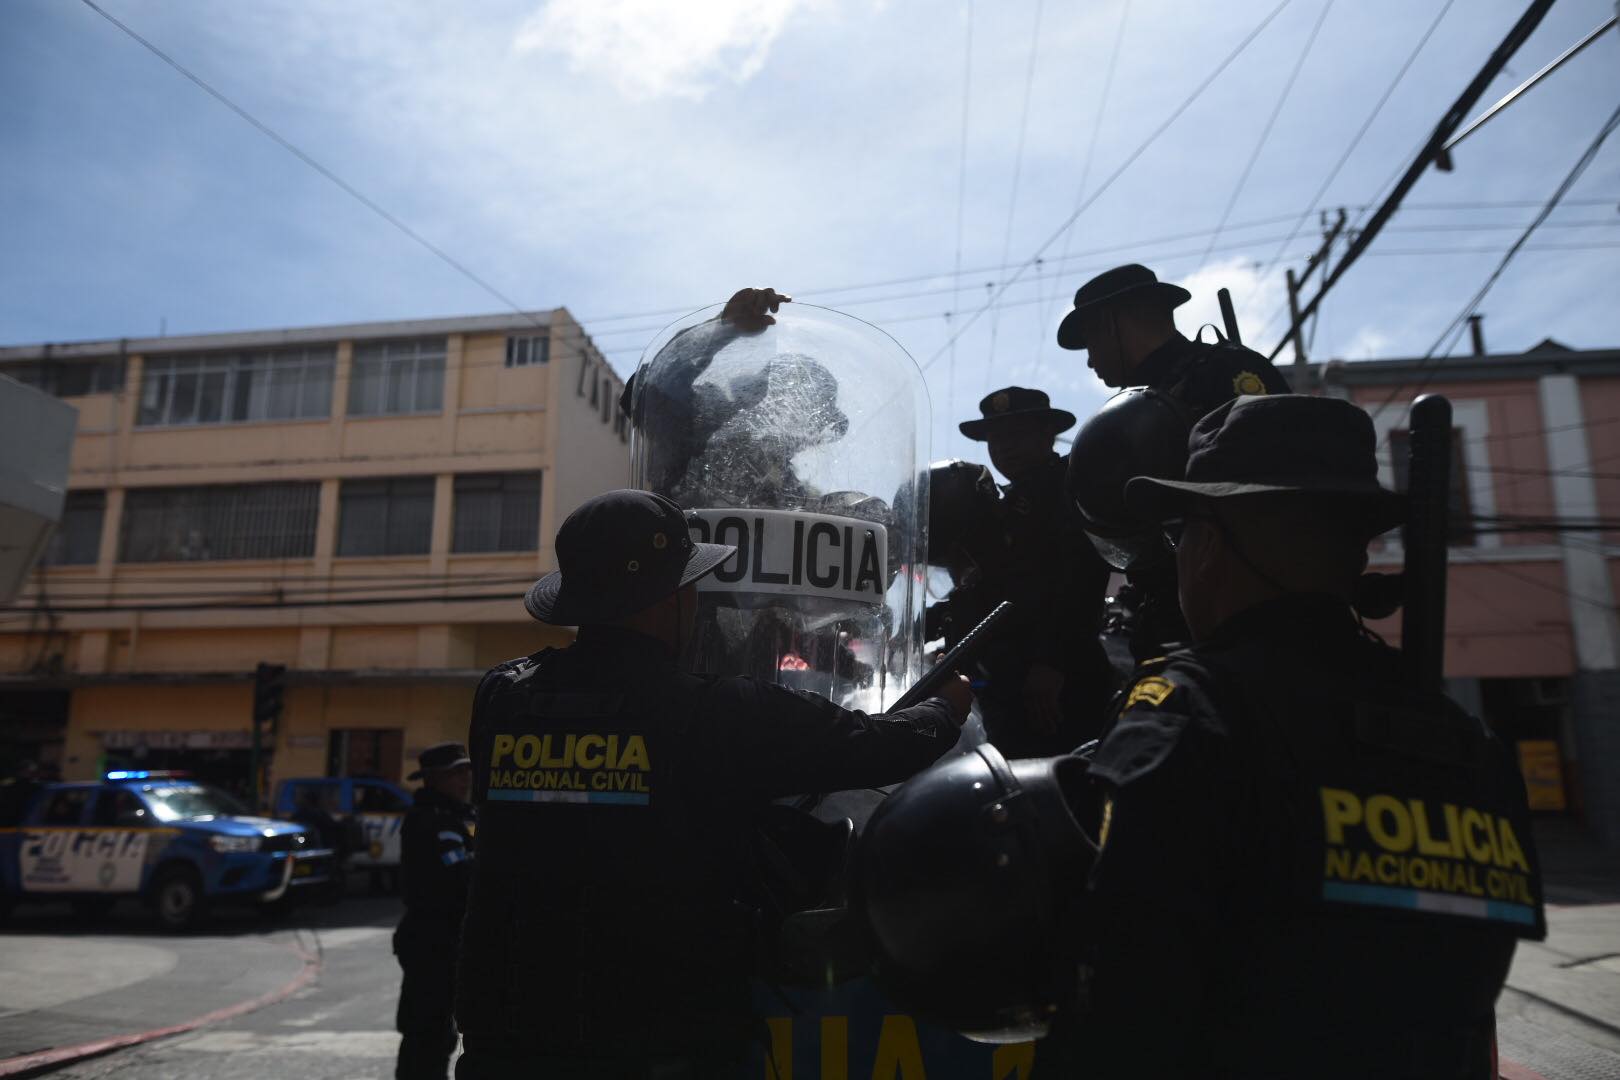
[100,729,253,750]
[1517,740,1566,812]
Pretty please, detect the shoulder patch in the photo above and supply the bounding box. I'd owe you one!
[1125,675,1176,710]
[1232,370,1269,396]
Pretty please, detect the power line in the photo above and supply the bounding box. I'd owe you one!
[1199,0,1335,267]
[75,0,546,333]
[987,0,1046,390]
[920,0,1295,372]
[1258,0,1456,284]
[1367,100,1620,425]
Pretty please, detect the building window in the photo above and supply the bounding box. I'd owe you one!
[348,339,445,416]
[3,359,126,398]
[452,472,541,553]
[41,491,106,566]
[505,335,549,368]
[120,482,320,562]
[337,477,434,556]
[136,349,334,427]
[327,729,404,783]
[1388,428,1476,545]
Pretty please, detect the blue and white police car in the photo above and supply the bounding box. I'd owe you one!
[0,771,334,929]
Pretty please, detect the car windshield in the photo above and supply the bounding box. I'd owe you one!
[140,784,250,823]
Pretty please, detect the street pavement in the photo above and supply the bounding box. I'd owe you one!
[0,820,1616,1079]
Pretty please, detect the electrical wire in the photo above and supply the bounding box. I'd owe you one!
[947,0,975,446]
[1367,101,1620,426]
[986,0,1045,390]
[1198,0,1335,267]
[920,0,1295,372]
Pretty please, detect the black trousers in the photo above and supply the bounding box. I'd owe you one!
[395,924,458,1080]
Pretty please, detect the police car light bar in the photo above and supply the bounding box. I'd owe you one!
[105,770,191,781]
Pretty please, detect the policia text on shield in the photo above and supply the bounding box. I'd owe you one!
[454,489,971,1078]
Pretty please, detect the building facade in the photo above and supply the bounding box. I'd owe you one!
[1290,339,1620,847]
[0,310,629,800]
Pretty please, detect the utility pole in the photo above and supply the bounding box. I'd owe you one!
[251,662,287,808]
[1285,208,1347,365]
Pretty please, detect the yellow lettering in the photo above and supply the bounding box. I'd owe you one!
[591,770,610,791]
[765,1017,792,1080]
[1407,857,1430,889]
[1365,794,1413,852]
[1375,853,1401,884]
[871,1016,924,1080]
[1411,800,1457,857]
[491,734,515,765]
[1496,819,1529,872]
[1320,788,1362,844]
[513,735,541,769]
[576,734,606,770]
[1324,848,1353,881]
[992,1042,1036,1080]
[618,735,650,772]
[542,734,574,768]
[606,735,620,770]
[1351,851,1376,883]
[820,1016,847,1080]
[1461,809,1494,864]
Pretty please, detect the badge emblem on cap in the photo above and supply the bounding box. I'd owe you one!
[991,392,1010,413]
[652,533,667,550]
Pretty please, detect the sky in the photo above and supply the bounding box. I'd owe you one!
[2,0,1618,464]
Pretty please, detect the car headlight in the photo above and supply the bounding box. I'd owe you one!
[210,835,262,854]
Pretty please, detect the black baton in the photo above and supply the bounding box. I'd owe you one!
[891,601,1014,711]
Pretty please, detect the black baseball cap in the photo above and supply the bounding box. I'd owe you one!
[524,490,736,626]
[408,741,472,781]
[1125,395,1407,537]
[1056,264,1192,350]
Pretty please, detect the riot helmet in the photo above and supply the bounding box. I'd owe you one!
[1066,387,1193,571]
[924,459,1001,576]
[856,745,1097,1042]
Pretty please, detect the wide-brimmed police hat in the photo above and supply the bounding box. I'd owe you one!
[524,489,736,626]
[1056,263,1192,350]
[959,386,1077,441]
[1125,395,1407,537]
[408,741,471,781]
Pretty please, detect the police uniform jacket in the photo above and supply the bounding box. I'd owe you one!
[1123,333,1292,658]
[1082,594,1543,1079]
[399,786,475,935]
[455,625,960,1062]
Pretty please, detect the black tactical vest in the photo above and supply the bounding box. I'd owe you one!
[456,640,758,1059]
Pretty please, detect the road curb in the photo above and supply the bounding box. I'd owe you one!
[0,935,321,1079]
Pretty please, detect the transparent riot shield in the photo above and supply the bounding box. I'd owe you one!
[629,302,1024,1078]
[629,301,928,712]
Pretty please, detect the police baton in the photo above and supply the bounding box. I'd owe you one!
[1400,394,1453,697]
[891,601,1013,711]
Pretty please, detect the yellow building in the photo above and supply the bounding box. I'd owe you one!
[0,310,629,798]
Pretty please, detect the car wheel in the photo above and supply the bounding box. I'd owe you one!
[151,866,205,931]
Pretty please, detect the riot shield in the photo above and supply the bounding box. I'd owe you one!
[628,301,1022,1078]
[629,301,928,712]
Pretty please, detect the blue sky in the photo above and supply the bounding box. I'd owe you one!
[3,0,1617,461]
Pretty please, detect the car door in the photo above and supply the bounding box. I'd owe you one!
[351,780,409,867]
[15,787,99,894]
[82,788,162,895]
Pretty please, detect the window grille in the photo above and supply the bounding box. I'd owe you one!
[505,335,550,368]
[119,482,320,562]
[337,477,435,556]
[347,339,445,416]
[452,472,541,553]
[136,349,333,426]
[41,491,106,566]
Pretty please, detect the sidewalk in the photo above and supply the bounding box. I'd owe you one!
[0,931,311,1068]
[1496,818,1620,1080]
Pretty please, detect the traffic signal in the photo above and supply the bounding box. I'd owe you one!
[253,662,288,737]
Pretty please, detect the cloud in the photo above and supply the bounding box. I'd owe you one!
[514,0,816,101]
[1179,256,1288,353]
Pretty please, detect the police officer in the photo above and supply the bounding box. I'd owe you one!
[1078,395,1544,1077]
[394,742,476,1080]
[455,489,971,1079]
[1058,264,1291,662]
[958,387,1113,753]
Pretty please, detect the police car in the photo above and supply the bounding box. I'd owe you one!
[0,772,334,930]
[271,776,411,874]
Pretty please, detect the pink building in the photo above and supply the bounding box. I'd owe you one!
[1289,338,1620,847]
